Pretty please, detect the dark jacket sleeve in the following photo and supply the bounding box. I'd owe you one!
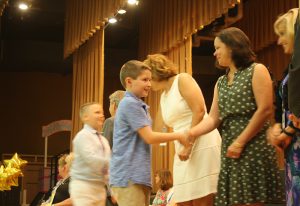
[52,178,70,204]
[288,13,300,117]
[102,117,114,149]
[274,83,283,123]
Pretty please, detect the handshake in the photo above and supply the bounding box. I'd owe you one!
[177,130,195,161]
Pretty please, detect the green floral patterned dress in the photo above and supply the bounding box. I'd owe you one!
[215,63,285,206]
[152,189,170,206]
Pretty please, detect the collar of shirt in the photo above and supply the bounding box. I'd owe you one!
[125,91,150,111]
[83,124,106,152]
[83,124,98,135]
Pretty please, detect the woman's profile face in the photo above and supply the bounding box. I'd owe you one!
[277,23,294,54]
[214,37,233,67]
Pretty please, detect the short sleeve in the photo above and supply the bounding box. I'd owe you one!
[123,101,151,131]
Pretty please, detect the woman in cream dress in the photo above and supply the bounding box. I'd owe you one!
[144,54,221,206]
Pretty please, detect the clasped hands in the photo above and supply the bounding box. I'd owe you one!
[177,130,195,161]
[177,130,246,160]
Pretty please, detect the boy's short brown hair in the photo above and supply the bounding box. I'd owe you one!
[120,60,151,88]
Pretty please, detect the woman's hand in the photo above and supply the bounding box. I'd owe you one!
[289,114,300,129]
[267,124,292,150]
[178,144,193,161]
[267,123,282,139]
[226,141,244,159]
[267,124,282,149]
[178,130,195,161]
[277,133,292,149]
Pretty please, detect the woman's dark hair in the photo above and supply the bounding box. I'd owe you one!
[156,169,173,191]
[217,27,256,70]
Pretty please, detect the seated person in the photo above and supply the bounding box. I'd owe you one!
[152,169,174,206]
[41,153,73,206]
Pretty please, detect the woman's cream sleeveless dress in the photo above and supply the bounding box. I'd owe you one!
[160,74,221,202]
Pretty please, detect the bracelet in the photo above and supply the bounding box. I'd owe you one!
[232,141,244,148]
[282,128,294,137]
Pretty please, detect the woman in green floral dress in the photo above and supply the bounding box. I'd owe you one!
[187,27,285,206]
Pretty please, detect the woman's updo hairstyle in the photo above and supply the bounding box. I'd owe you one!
[274,8,298,46]
[144,54,178,81]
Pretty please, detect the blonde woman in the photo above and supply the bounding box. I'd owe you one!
[144,54,221,206]
[41,153,73,206]
[288,6,300,125]
[268,8,300,206]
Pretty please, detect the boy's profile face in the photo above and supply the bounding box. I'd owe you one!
[83,104,105,131]
[126,69,152,98]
